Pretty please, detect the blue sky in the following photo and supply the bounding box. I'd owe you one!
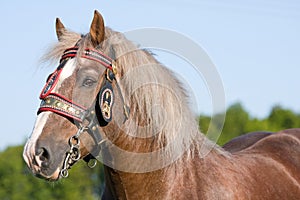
[0,0,299,150]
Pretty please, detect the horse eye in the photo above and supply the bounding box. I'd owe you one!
[82,78,96,87]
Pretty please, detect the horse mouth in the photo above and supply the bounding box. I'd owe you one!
[24,153,63,181]
[34,168,61,181]
[24,160,62,181]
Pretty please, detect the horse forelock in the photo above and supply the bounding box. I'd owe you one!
[40,31,82,66]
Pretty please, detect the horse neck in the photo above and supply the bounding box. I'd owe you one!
[100,94,231,198]
[101,30,232,198]
[102,144,230,199]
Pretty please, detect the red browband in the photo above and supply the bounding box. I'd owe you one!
[60,47,113,70]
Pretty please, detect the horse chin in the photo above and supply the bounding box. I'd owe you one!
[29,153,69,181]
[34,167,61,182]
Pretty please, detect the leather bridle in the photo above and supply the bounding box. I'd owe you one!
[38,46,128,178]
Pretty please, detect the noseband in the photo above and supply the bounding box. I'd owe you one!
[38,47,128,178]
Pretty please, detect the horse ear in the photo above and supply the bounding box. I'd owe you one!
[56,18,66,41]
[90,10,105,47]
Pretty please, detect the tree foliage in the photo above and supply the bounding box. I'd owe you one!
[1,102,299,199]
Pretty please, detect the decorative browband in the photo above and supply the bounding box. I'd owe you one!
[60,47,113,70]
[38,93,87,122]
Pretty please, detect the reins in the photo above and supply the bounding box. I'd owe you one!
[38,46,129,178]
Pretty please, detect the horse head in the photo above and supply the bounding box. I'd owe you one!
[23,10,129,180]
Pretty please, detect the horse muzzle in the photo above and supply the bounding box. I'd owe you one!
[23,136,66,181]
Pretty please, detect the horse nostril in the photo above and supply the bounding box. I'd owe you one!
[36,147,50,168]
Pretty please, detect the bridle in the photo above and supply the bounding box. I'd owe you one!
[38,46,128,178]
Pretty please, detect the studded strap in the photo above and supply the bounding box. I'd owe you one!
[38,93,87,122]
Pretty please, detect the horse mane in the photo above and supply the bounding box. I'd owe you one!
[40,27,225,168]
[103,28,225,160]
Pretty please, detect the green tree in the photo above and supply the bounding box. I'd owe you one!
[268,105,300,131]
[217,102,250,145]
[245,118,270,133]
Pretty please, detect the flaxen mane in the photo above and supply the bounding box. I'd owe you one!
[104,28,226,162]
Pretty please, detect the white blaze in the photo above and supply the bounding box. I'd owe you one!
[23,112,50,163]
[23,59,77,164]
[53,59,77,93]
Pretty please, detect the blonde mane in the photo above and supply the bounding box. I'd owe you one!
[41,31,82,65]
[103,28,221,159]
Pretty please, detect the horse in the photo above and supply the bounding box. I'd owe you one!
[23,10,300,199]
